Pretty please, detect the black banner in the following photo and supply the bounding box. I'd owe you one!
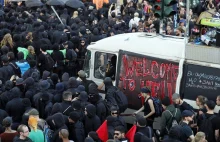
[116,50,179,110]
[181,64,220,101]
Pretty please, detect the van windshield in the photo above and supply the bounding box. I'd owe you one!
[83,49,91,78]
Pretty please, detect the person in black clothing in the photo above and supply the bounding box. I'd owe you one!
[134,132,153,142]
[37,45,51,76]
[52,24,68,44]
[32,80,53,118]
[76,38,88,71]
[110,105,126,129]
[161,125,182,142]
[84,104,101,136]
[57,91,74,116]
[7,52,21,77]
[13,34,23,57]
[23,77,38,104]
[47,113,68,142]
[172,93,194,112]
[0,56,15,83]
[198,100,220,142]
[78,91,90,110]
[72,100,85,121]
[105,55,117,80]
[195,95,207,131]
[53,82,65,103]
[63,41,77,77]
[68,111,85,142]
[0,80,13,109]
[113,126,128,142]
[180,110,195,142]
[136,116,155,141]
[0,45,9,66]
[5,87,24,130]
[51,43,64,79]
[67,77,79,98]
[134,87,155,128]
[61,72,69,90]
[22,60,39,80]
[88,83,106,123]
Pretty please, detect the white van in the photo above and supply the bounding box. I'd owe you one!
[83,32,220,123]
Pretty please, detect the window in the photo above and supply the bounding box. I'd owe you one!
[83,50,91,78]
[94,52,116,79]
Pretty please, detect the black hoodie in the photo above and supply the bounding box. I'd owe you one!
[85,104,101,136]
[88,83,106,123]
[47,113,68,142]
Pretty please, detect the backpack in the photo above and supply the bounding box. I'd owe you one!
[45,54,55,71]
[151,97,163,117]
[136,127,153,139]
[114,90,128,113]
[104,89,118,115]
[165,108,178,132]
[70,49,77,61]
[43,123,54,142]
[9,62,21,77]
[199,114,216,142]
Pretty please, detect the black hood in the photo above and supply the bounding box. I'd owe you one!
[93,28,99,35]
[68,77,78,88]
[51,103,62,115]
[10,87,21,98]
[88,83,98,94]
[51,113,65,130]
[86,104,96,118]
[62,72,69,82]
[104,77,113,89]
[169,125,182,140]
[57,24,64,31]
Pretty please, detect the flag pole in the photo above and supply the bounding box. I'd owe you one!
[51,6,64,25]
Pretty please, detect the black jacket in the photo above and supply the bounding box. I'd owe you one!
[22,67,39,80]
[51,50,64,67]
[94,98,107,123]
[47,113,68,142]
[0,109,8,123]
[6,97,24,123]
[0,64,15,83]
[58,100,74,116]
[68,121,85,142]
[84,104,101,136]
[13,136,33,142]
[0,90,11,109]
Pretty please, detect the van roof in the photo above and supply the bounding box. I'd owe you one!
[88,32,186,61]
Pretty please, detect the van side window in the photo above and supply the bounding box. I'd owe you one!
[94,52,117,80]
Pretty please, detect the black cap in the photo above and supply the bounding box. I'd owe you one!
[140,87,151,94]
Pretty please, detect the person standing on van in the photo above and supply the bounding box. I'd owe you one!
[134,87,155,127]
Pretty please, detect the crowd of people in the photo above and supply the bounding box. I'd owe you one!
[0,0,219,142]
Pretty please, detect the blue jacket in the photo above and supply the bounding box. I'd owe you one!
[16,61,30,75]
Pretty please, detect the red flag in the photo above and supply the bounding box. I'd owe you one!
[96,120,108,142]
[126,125,137,142]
